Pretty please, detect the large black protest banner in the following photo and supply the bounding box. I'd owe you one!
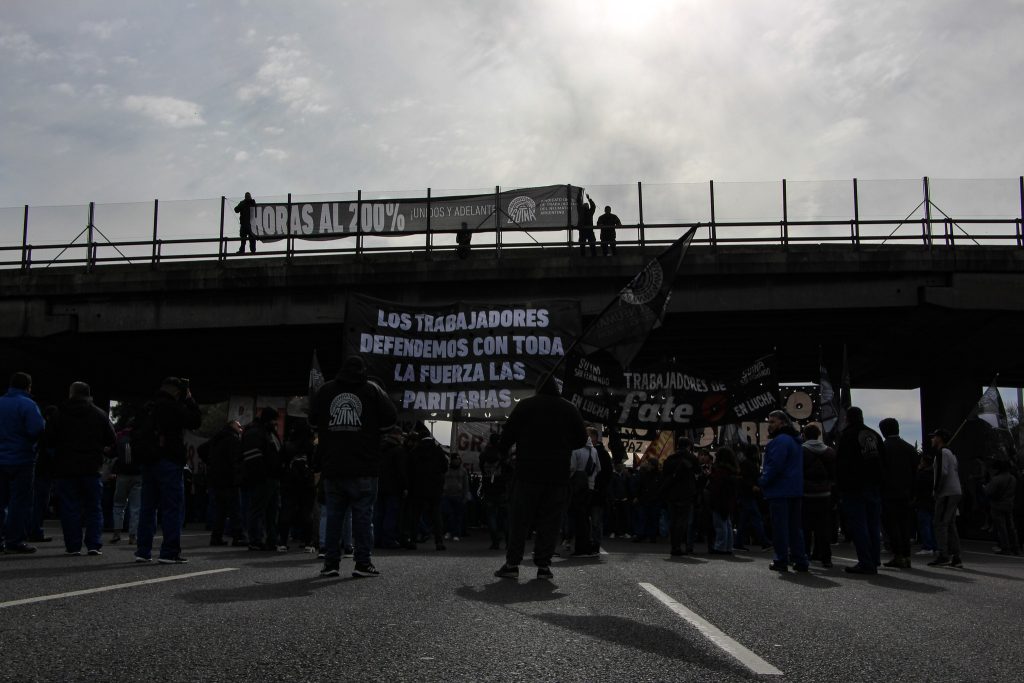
[560,228,697,422]
[249,184,579,241]
[343,295,581,420]
[613,355,780,429]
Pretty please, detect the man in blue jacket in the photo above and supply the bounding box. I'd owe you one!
[0,372,46,554]
[758,410,808,572]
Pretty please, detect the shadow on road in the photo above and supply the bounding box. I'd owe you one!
[778,571,843,589]
[176,576,335,604]
[532,613,758,679]
[455,580,568,606]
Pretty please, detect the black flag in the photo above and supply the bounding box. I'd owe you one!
[561,228,698,422]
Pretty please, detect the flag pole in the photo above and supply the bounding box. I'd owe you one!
[539,227,698,390]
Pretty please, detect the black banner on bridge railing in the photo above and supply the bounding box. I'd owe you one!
[343,294,582,420]
[250,184,580,241]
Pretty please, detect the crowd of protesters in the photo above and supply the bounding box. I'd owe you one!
[3,368,1022,582]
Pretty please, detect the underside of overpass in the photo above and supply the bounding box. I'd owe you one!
[1,244,1022,433]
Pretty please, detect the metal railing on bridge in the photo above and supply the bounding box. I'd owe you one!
[2,177,1022,271]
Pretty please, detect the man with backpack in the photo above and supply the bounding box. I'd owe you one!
[134,377,201,564]
[110,415,144,545]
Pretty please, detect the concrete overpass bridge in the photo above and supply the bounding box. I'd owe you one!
[1,241,1022,435]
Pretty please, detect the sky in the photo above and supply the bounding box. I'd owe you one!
[2,0,1023,441]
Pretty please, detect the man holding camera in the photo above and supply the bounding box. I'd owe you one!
[134,377,201,564]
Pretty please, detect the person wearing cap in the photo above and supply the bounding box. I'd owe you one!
[926,428,963,568]
[47,381,116,556]
[983,453,1019,555]
[310,355,398,578]
[0,372,46,554]
[879,417,919,569]
[134,377,201,564]
[241,407,283,551]
[758,410,809,573]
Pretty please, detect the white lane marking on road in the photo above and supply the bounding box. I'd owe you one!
[0,568,239,610]
[639,582,783,676]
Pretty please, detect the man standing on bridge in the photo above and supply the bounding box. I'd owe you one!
[596,205,622,256]
[234,191,257,254]
[494,376,588,580]
[576,189,597,257]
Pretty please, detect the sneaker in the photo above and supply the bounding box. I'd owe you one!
[157,556,189,564]
[343,547,354,558]
[536,566,554,580]
[64,550,82,556]
[317,552,326,559]
[133,554,152,563]
[87,549,102,556]
[452,536,461,542]
[768,561,789,572]
[443,533,452,541]
[927,554,951,567]
[319,562,340,577]
[949,555,963,568]
[916,548,936,556]
[883,558,902,568]
[247,543,264,551]
[494,563,519,579]
[110,534,121,545]
[276,545,288,553]
[352,563,380,578]
[844,564,877,575]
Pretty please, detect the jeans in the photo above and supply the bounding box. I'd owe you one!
[590,502,606,550]
[30,475,51,539]
[245,479,280,547]
[210,486,244,542]
[916,509,937,551]
[882,498,914,558]
[569,487,592,553]
[441,495,466,537]
[323,476,377,565]
[136,460,185,560]
[991,508,1019,554]
[767,496,808,567]
[484,498,509,546]
[802,495,833,562]
[669,502,693,552]
[55,476,104,552]
[735,496,769,547]
[113,474,143,537]
[506,480,568,568]
[0,463,35,547]
[712,511,734,552]
[374,494,401,547]
[934,494,962,557]
[841,487,882,568]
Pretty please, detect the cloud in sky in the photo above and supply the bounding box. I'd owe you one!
[1,0,1021,207]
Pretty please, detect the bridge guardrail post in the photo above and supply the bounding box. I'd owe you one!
[923,176,933,248]
[218,196,226,262]
[426,187,432,259]
[287,192,293,262]
[781,179,789,247]
[1018,176,1023,248]
[356,190,363,258]
[638,181,645,248]
[852,178,861,247]
[709,180,717,250]
[151,199,160,266]
[87,202,95,272]
[566,184,573,251]
[495,185,502,260]
[21,205,29,271]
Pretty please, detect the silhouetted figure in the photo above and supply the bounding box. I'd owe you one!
[234,192,257,254]
[456,222,472,259]
[597,205,621,256]
[576,190,597,256]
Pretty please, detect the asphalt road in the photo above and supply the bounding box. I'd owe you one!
[1,525,1022,682]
